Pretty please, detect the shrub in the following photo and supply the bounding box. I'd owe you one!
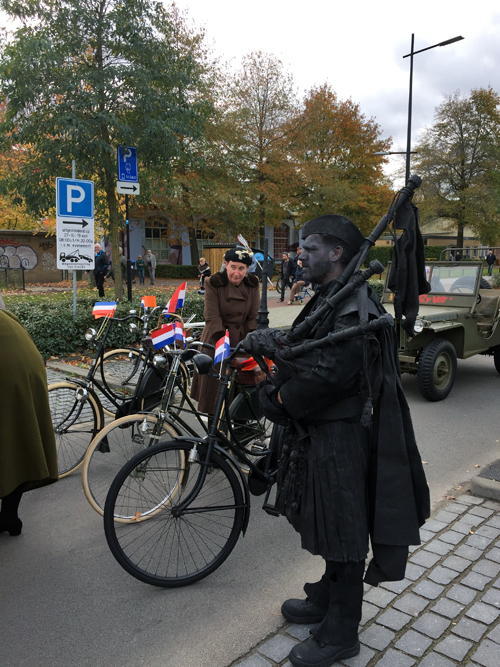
[6,289,205,358]
[368,279,384,299]
[492,274,500,289]
[155,264,199,279]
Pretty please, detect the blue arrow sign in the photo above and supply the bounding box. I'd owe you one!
[56,178,94,218]
[117,146,138,183]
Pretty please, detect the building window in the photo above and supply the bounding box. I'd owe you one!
[274,223,290,258]
[145,220,169,261]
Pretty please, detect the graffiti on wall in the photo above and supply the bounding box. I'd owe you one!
[0,245,39,270]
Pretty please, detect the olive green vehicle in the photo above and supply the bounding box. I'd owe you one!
[381,261,500,401]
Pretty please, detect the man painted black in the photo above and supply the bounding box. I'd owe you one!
[243,215,429,667]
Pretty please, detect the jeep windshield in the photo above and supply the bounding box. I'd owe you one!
[426,264,481,294]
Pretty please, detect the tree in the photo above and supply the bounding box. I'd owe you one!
[289,84,393,234]
[412,88,500,248]
[0,0,212,296]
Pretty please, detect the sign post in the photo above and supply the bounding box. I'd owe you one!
[117,146,139,301]
[56,173,95,318]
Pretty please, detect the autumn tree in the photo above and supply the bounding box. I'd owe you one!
[412,88,500,248]
[0,0,212,297]
[289,84,393,234]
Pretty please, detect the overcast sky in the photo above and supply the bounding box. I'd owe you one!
[172,0,500,180]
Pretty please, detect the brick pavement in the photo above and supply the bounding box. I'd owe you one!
[229,494,500,667]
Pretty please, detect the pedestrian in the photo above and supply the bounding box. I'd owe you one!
[146,249,156,285]
[243,214,429,667]
[92,243,109,298]
[136,254,146,285]
[455,251,461,262]
[279,252,296,302]
[190,248,259,416]
[288,259,308,304]
[0,309,58,536]
[486,250,496,276]
[197,257,211,294]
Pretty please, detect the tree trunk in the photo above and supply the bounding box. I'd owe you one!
[189,226,199,266]
[104,169,123,300]
[456,220,465,253]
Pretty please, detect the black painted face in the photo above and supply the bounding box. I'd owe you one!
[301,235,338,284]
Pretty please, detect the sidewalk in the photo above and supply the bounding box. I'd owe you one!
[229,492,500,667]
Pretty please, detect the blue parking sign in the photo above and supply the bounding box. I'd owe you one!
[117,146,138,182]
[56,178,94,218]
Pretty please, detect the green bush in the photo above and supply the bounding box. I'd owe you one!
[492,274,500,289]
[6,289,205,358]
[368,279,384,299]
[155,264,199,279]
[364,244,447,271]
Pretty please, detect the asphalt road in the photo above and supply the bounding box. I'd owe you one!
[1,354,500,667]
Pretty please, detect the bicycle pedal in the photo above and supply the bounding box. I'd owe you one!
[250,441,267,453]
[262,502,280,517]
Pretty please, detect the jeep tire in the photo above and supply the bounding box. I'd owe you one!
[493,346,500,375]
[417,339,457,401]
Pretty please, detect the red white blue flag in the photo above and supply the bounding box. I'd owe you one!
[151,324,175,349]
[93,302,117,319]
[214,330,230,365]
[163,282,187,314]
[174,321,186,347]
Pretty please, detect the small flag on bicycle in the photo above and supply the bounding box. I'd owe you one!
[92,302,117,318]
[141,295,157,310]
[174,321,185,347]
[163,282,187,314]
[214,330,230,365]
[151,324,175,349]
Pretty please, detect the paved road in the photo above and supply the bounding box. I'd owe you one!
[2,352,500,667]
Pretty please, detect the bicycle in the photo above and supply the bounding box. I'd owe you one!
[102,341,281,587]
[48,307,189,478]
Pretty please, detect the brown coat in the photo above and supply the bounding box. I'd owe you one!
[0,310,58,497]
[190,271,260,414]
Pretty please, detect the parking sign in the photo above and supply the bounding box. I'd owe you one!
[117,146,138,182]
[56,177,95,270]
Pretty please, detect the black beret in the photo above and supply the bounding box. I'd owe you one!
[224,248,253,266]
[302,215,365,253]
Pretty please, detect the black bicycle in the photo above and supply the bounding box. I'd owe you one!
[103,341,281,587]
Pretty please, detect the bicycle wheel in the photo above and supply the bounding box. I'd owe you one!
[98,348,146,401]
[104,442,246,587]
[47,382,102,478]
[82,413,180,519]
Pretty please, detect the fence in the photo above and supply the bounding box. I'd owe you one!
[0,267,25,290]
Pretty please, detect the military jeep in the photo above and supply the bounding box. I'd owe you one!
[381,261,500,401]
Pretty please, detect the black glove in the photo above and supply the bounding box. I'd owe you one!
[242,328,286,361]
[258,382,290,426]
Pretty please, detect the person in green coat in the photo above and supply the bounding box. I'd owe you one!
[0,310,58,536]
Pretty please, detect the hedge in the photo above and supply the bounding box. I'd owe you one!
[6,289,205,358]
[155,264,199,279]
[364,244,446,270]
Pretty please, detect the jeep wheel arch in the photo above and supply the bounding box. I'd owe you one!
[493,346,500,375]
[417,339,457,401]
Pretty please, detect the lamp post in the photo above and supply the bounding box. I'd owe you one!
[403,34,464,183]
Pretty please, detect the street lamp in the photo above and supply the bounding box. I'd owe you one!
[403,34,464,183]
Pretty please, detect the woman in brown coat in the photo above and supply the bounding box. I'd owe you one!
[191,248,260,415]
[0,310,58,536]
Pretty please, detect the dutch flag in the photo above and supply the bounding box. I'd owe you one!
[163,282,187,314]
[92,302,117,319]
[151,324,175,350]
[214,330,231,365]
[174,321,186,347]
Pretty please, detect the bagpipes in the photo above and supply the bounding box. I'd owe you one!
[250,175,424,380]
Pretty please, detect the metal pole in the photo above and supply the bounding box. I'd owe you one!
[256,237,270,329]
[72,159,77,320]
[405,34,414,185]
[125,194,132,301]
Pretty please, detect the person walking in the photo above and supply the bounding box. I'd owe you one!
[486,250,496,276]
[279,252,296,303]
[92,243,109,298]
[146,249,156,285]
[243,214,429,667]
[136,255,146,285]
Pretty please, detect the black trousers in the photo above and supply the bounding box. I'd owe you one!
[280,275,293,301]
[304,560,365,646]
[95,271,105,297]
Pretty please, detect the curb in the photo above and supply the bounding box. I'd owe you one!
[45,360,89,378]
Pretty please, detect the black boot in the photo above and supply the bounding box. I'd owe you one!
[289,560,364,667]
[282,566,331,624]
[0,485,23,536]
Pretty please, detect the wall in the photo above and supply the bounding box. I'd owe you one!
[0,230,61,282]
